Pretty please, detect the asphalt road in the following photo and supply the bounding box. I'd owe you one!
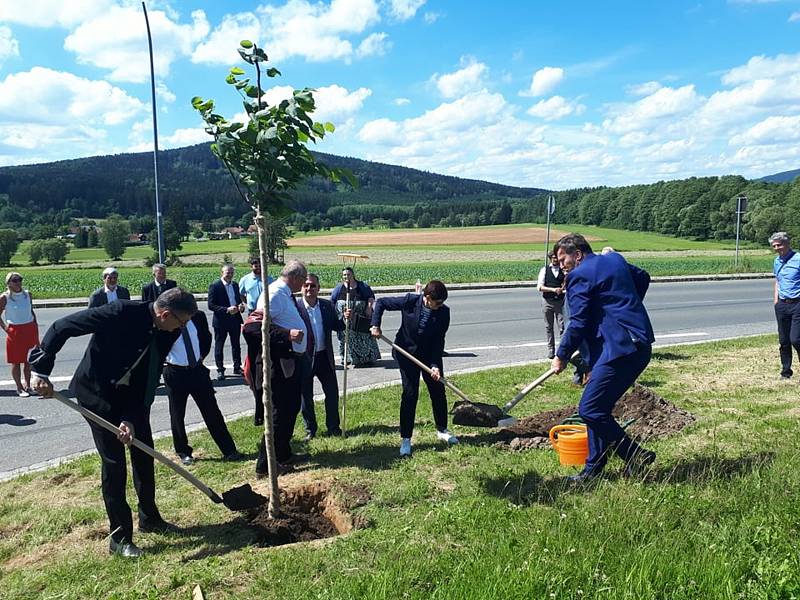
[0,279,777,479]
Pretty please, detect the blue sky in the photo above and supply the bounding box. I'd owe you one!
[1,0,799,189]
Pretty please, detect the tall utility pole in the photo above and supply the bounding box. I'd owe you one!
[735,194,748,266]
[142,2,165,263]
[544,194,556,262]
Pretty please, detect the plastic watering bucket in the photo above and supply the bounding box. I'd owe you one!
[548,424,589,466]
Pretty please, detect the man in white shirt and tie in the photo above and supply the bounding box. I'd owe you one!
[163,310,242,465]
[255,260,310,476]
[299,273,347,440]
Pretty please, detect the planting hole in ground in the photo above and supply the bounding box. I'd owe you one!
[244,482,369,547]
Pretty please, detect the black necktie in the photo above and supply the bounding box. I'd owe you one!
[181,326,198,368]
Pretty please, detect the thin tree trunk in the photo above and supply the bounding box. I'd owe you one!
[255,210,280,516]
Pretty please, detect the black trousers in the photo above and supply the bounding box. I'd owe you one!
[213,319,242,374]
[163,364,237,458]
[775,300,800,377]
[256,358,301,470]
[397,354,448,439]
[84,399,162,543]
[301,350,341,435]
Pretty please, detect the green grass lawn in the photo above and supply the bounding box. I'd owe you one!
[1,336,799,599]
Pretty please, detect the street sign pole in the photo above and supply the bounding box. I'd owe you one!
[544,195,555,262]
[735,195,747,266]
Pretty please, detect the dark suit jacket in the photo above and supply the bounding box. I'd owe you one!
[242,313,294,392]
[141,279,177,303]
[556,252,655,368]
[29,301,181,415]
[88,285,131,308]
[372,293,449,369]
[306,298,344,370]
[207,279,243,329]
[188,310,213,360]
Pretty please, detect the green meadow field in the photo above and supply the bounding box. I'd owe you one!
[6,224,770,299]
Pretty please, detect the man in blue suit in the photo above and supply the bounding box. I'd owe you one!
[551,233,656,481]
[371,280,458,457]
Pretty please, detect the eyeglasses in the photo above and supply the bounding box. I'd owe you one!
[8,278,22,283]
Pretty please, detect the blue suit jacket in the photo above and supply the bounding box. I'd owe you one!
[372,293,449,369]
[556,252,654,368]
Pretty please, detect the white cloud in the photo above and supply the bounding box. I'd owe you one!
[388,0,427,21]
[0,67,145,126]
[394,97,410,105]
[790,11,800,22]
[0,0,113,28]
[261,84,371,124]
[0,25,20,67]
[356,32,390,58]
[721,52,800,85]
[626,81,662,96]
[64,6,209,82]
[698,75,800,128]
[156,82,176,104]
[358,117,402,144]
[603,85,701,133]
[192,12,262,65]
[527,96,585,121]
[257,0,380,63]
[423,11,441,24]
[431,57,488,98]
[522,66,564,97]
[729,115,800,145]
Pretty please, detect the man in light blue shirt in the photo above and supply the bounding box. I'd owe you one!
[771,231,800,379]
[239,258,272,314]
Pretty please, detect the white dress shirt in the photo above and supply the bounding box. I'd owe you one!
[268,279,307,354]
[303,299,326,353]
[537,265,562,290]
[104,286,119,303]
[166,320,201,366]
[222,279,236,307]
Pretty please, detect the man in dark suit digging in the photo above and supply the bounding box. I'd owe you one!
[30,287,198,558]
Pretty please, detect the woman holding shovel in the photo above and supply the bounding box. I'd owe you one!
[370,280,458,457]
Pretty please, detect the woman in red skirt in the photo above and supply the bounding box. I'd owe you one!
[0,272,39,397]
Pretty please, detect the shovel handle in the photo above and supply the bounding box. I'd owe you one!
[501,350,581,413]
[51,391,223,504]
[378,334,474,404]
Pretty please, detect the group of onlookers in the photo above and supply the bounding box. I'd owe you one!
[3,228,800,558]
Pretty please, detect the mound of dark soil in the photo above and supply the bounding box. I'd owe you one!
[496,384,695,451]
[245,481,370,547]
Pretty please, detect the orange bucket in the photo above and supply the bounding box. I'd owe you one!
[549,424,589,466]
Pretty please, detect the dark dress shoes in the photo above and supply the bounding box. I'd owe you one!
[138,519,180,534]
[109,538,143,558]
[216,372,226,381]
[284,453,310,466]
[222,450,245,462]
[254,416,264,426]
[255,463,294,478]
[623,449,656,479]
[233,367,244,376]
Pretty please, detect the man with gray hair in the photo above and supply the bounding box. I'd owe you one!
[141,263,177,303]
[770,232,800,379]
[255,260,310,476]
[89,267,131,307]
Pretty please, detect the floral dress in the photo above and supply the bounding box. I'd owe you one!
[331,281,381,366]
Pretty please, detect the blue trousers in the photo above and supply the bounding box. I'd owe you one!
[579,343,652,474]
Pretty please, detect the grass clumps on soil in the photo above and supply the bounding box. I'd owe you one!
[2,335,800,599]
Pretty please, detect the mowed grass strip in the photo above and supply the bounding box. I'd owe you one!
[1,335,799,599]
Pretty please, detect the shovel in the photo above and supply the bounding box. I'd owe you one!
[451,351,580,429]
[377,334,475,404]
[52,391,265,511]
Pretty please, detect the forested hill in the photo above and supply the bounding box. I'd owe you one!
[0,143,546,221]
[760,168,800,183]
